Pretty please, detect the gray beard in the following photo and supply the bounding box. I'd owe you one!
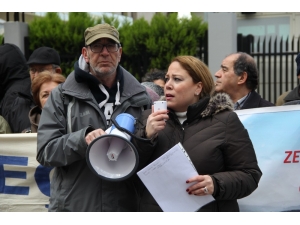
[86,52,117,79]
[89,63,116,79]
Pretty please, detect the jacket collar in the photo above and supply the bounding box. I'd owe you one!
[201,92,234,118]
[62,61,147,102]
[167,92,234,123]
[241,91,261,109]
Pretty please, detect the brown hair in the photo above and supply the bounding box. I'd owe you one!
[170,56,215,98]
[31,71,66,108]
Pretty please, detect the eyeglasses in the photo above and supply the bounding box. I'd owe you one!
[89,43,120,53]
[29,68,47,74]
[29,65,55,74]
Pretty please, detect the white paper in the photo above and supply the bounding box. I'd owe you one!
[137,142,214,212]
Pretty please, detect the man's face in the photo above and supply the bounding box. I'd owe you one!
[214,54,240,96]
[153,79,165,89]
[29,64,55,81]
[83,38,122,79]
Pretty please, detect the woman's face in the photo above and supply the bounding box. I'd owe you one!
[165,61,202,112]
[39,81,59,108]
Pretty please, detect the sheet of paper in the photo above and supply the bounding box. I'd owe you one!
[137,142,214,212]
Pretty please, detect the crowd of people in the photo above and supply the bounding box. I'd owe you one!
[0,22,299,212]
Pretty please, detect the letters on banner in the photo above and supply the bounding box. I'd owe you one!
[0,133,52,212]
[236,105,300,212]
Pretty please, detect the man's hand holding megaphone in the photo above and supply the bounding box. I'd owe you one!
[85,128,107,145]
[85,113,141,181]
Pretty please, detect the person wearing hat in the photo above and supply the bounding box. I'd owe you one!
[36,23,151,212]
[282,53,300,105]
[27,46,62,81]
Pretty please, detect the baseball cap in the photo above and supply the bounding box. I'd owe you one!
[84,23,120,45]
[296,53,300,76]
[27,47,61,65]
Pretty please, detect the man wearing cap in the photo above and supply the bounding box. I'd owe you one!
[282,53,300,105]
[27,46,62,81]
[36,23,151,212]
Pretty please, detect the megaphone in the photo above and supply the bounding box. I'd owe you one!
[86,113,139,181]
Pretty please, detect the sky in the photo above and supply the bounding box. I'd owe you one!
[1,0,296,13]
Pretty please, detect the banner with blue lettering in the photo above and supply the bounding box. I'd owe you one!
[236,105,300,212]
[0,133,52,212]
[0,105,300,211]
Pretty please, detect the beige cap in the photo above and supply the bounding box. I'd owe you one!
[84,23,120,45]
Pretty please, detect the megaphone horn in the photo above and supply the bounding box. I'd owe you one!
[86,113,139,182]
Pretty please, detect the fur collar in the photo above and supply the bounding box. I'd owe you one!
[201,92,234,118]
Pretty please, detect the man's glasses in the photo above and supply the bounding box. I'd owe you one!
[89,43,120,53]
[29,65,55,74]
[29,68,47,74]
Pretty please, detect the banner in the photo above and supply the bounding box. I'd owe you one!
[0,133,52,212]
[236,105,300,212]
[1,105,300,212]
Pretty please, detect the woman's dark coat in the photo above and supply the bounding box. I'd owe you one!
[133,93,262,212]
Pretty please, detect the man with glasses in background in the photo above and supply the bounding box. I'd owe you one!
[27,46,62,81]
[36,23,151,212]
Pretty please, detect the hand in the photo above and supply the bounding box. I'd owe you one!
[145,105,169,139]
[186,175,214,196]
[85,128,106,145]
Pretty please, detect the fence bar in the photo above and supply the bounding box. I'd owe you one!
[279,37,283,95]
[241,34,299,104]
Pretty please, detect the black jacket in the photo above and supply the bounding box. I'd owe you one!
[133,93,262,212]
[0,43,34,133]
[241,91,274,109]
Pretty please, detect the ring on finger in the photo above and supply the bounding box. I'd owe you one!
[203,186,208,194]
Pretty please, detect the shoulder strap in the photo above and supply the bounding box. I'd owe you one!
[58,84,75,133]
[67,97,75,133]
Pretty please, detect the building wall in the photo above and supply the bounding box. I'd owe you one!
[236,12,300,38]
[0,12,39,23]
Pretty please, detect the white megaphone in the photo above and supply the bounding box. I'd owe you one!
[86,113,139,181]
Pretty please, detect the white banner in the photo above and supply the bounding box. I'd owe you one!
[236,105,300,212]
[0,133,53,212]
[1,105,300,212]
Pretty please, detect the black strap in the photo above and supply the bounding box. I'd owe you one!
[110,116,150,142]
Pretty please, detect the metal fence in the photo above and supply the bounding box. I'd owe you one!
[238,34,300,104]
[198,32,300,104]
